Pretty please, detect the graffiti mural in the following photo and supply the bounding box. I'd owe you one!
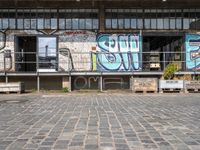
[58,30,96,71]
[96,34,142,71]
[186,34,200,71]
[73,76,99,90]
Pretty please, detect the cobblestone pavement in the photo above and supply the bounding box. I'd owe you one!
[0,93,200,150]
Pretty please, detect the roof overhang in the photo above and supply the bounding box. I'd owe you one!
[0,0,200,8]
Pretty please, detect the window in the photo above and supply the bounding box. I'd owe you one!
[196,9,200,30]
[0,8,98,30]
[38,36,58,71]
[176,9,182,29]
[144,10,151,29]
[183,9,190,29]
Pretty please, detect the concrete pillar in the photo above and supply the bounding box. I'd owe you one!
[5,73,8,83]
[99,76,103,92]
[37,76,40,92]
[5,75,8,83]
[130,76,134,91]
[62,76,71,92]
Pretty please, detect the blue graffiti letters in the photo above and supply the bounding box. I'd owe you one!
[186,34,200,70]
[97,34,142,71]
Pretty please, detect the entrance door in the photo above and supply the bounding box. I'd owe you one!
[15,36,37,72]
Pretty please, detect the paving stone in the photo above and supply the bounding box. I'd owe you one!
[0,94,200,149]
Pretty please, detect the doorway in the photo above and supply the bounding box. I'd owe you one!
[143,35,184,71]
[15,36,37,72]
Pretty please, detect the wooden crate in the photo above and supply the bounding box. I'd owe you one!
[131,78,158,93]
[0,82,25,94]
[185,81,200,93]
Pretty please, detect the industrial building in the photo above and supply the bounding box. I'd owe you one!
[0,0,200,92]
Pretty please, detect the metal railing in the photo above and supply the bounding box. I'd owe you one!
[0,50,199,74]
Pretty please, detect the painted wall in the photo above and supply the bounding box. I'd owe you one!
[96,34,142,71]
[57,30,96,71]
[0,30,96,72]
[1,31,143,73]
[186,34,200,71]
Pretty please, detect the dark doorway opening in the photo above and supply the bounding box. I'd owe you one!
[15,36,37,72]
[143,36,184,71]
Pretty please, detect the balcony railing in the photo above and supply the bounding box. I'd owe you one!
[0,50,199,74]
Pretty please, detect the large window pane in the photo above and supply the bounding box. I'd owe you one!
[17,19,23,29]
[131,19,136,29]
[144,19,150,29]
[93,19,99,29]
[37,19,44,29]
[2,19,8,29]
[24,19,31,29]
[170,9,176,29]
[59,19,65,29]
[44,19,50,29]
[124,19,130,29]
[118,19,124,29]
[79,19,85,29]
[0,19,2,29]
[176,10,182,29]
[106,19,111,28]
[196,9,200,30]
[51,18,57,29]
[144,10,150,29]
[138,19,143,29]
[163,9,170,29]
[190,9,197,30]
[66,19,72,29]
[112,19,118,29]
[170,19,176,29]
[157,19,163,29]
[86,19,92,29]
[31,19,37,29]
[72,19,79,29]
[150,9,157,29]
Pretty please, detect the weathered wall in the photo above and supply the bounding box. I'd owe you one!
[57,30,96,71]
[72,75,130,90]
[0,30,96,72]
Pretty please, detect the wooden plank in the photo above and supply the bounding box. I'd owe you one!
[131,78,158,93]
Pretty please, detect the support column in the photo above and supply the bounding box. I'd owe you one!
[69,76,72,92]
[37,75,40,92]
[130,76,134,91]
[62,76,71,92]
[99,76,103,92]
[5,75,8,83]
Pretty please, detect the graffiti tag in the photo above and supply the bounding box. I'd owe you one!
[96,34,142,71]
[186,34,200,70]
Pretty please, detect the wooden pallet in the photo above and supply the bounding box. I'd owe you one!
[160,88,183,93]
[185,89,200,93]
[133,90,157,93]
[0,91,22,94]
